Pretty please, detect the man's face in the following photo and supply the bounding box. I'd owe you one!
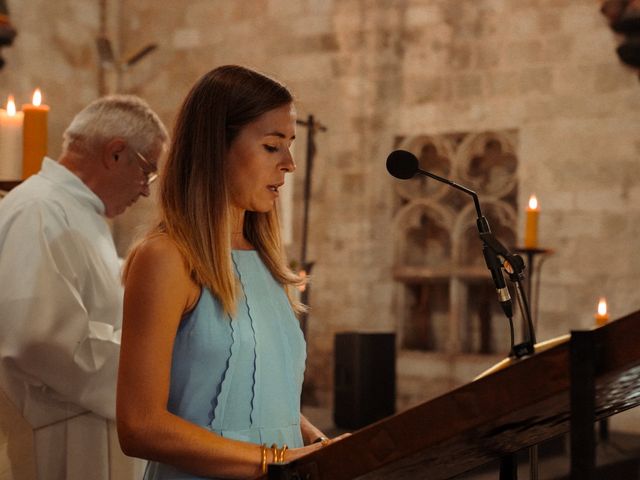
[103,143,162,218]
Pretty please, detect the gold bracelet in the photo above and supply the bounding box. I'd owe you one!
[260,444,268,474]
[277,444,288,463]
[269,443,289,463]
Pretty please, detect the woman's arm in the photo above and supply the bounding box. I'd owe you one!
[117,235,265,478]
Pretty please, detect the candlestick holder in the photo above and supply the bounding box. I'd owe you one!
[513,247,553,331]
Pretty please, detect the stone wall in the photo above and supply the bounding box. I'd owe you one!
[122,0,640,431]
[0,0,102,160]
[2,0,640,430]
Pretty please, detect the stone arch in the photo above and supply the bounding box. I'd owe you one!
[393,200,456,268]
[455,131,518,199]
[395,135,456,202]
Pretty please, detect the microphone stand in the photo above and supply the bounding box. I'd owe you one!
[477,221,536,356]
[414,167,536,356]
[414,166,538,480]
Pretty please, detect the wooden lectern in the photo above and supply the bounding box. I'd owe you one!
[264,309,640,480]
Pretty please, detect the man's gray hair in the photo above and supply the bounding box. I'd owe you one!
[63,94,168,156]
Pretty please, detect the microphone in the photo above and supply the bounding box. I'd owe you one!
[386,149,514,319]
[483,247,513,319]
[386,150,418,179]
[387,150,482,212]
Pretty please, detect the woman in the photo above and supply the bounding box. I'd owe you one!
[117,65,332,479]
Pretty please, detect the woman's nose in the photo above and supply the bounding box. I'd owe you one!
[281,151,296,172]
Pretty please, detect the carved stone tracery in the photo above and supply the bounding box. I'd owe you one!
[392,130,519,354]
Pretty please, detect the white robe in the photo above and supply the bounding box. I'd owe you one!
[0,158,144,480]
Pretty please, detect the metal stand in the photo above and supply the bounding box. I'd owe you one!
[478,222,538,480]
[295,114,326,338]
[390,160,543,480]
[478,227,536,355]
[529,446,539,480]
[499,329,601,480]
[507,248,551,480]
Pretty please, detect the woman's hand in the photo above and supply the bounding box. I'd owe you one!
[283,433,352,463]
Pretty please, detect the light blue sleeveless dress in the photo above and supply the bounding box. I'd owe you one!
[144,250,306,479]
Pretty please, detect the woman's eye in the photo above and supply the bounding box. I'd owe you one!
[263,145,279,153]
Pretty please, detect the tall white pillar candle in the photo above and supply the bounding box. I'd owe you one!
[0,96,24,180]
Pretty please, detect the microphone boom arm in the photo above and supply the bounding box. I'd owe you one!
[417,168,483,218]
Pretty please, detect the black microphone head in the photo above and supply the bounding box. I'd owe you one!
[386,150,418,179]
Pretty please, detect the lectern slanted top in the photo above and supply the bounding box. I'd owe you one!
[264,309,640,480]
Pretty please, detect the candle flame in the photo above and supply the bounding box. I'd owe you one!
[597,298,607,316]
[6,96,16,116]
[528,194,538,210]
[32,89,42,107]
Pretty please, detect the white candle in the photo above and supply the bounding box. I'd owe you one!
[0,95,24,180]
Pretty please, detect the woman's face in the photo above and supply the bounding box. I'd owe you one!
[226,102,296,213]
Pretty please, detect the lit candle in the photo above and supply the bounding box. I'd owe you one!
[524,194,540,248]
[0,95,24,180]
[22,88,49,179]
[595,297,609,326]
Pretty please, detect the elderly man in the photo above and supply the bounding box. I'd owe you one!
[0,95,168,480]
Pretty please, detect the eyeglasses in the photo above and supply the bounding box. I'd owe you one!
[134,150,158,185]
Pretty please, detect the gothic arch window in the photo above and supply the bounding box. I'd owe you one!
[392,130,518,354]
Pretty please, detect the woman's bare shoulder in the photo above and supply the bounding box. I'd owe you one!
[136,233,184,259]
[125,233,201,311]
[126,234,195,289]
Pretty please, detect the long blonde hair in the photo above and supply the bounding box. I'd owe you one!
[140,65,303,314]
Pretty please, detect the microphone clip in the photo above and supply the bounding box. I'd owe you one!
[477,217,535,358]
